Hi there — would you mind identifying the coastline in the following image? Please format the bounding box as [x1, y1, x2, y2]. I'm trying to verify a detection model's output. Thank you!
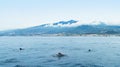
[0, 34, 120, 37]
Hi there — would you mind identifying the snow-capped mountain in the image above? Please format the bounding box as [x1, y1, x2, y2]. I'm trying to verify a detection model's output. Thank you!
[0, 20, 120, 36]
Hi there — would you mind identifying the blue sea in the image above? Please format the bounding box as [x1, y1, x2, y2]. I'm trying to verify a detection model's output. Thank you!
[0, 36, 120, 67]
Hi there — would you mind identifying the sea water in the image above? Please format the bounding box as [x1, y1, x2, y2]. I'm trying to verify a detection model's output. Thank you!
[0, 36, 120, 67]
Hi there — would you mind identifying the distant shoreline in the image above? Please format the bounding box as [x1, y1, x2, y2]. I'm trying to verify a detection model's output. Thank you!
[0, 34, 120, 37]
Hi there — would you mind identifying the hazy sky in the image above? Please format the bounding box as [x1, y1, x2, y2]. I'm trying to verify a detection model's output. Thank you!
[0, 0, 120, 30]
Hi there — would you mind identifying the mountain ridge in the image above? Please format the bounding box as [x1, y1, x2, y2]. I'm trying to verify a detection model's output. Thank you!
[0, 20, 120, 36]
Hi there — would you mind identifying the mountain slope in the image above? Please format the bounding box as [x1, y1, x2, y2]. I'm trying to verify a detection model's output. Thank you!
[0, 20, 120, 36]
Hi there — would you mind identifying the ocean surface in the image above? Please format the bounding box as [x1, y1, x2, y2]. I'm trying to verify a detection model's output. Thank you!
[0, 36, 120, 67]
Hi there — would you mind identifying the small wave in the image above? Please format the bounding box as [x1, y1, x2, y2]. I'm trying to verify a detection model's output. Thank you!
[86, 64, 104, 67]
[2, 58, 19, 63]
[70, 48, 82, 50]
[43, 59, 56, 63]
[37, 56, 46, 58]
[72, 63, 104, 67]
[14, 65, 43, 67]
[58, 62, 71, 66]
[14, 65, 25, 67]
